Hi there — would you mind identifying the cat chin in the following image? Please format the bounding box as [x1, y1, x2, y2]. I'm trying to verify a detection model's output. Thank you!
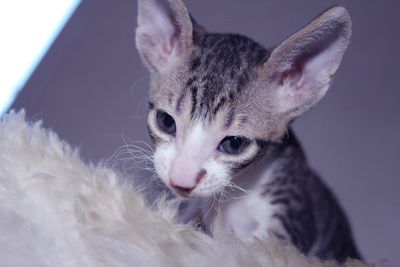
[170, 191, 198, 200]
[193, 189, 224, 199]
[168, 186, 220, 199]
[170, 190, 211, 199]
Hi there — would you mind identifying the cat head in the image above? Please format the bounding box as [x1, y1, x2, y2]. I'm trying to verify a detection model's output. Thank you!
[136, 0, 351, 198]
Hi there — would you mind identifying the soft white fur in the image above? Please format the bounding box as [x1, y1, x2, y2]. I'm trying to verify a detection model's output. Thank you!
[0, 110, 373, 267]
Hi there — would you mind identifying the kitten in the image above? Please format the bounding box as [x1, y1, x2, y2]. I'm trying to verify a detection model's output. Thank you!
[136, 0, 360, 262]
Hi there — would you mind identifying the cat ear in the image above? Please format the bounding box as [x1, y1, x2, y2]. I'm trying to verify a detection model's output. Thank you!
[136, 0, 196, 73]
[264, 7, 351, 122]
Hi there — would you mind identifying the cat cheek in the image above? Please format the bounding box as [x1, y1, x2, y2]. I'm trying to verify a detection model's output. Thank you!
[153, 144, 176, 185]
[195, 160, 231, 196]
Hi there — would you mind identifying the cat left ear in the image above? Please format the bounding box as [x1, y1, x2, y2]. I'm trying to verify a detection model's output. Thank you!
[264, 6, 352, 122]
[136, 0, 195, 74]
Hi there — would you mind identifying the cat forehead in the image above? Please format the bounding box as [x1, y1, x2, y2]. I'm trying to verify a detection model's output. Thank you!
[151, 33, 272, 117]
[192, 33, 270, 76]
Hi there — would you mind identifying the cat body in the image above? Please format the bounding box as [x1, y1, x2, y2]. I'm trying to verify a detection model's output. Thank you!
[136, 0, 360, 262]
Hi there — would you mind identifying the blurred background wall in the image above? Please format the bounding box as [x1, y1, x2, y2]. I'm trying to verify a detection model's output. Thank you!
[8, 0, 400, 264]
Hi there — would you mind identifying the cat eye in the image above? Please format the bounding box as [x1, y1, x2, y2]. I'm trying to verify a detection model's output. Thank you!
[156, 110, 176, 136]
[218, 136, 251, 155]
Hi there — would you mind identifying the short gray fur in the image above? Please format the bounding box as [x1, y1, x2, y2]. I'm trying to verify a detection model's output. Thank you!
[256, 131, 360, 261]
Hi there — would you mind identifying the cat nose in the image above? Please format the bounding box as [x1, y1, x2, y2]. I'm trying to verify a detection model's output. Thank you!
[170, 181, 195, 197]
[169, 169, 207, 197]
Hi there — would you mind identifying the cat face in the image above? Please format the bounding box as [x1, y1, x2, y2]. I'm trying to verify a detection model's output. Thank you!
[147, 111, 263, 197]
[145, 34, 277, 197]
[136, 0, 351, 198]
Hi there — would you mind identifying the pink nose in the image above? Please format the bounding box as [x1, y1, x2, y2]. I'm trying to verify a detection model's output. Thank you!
[169, 169, 207, 197]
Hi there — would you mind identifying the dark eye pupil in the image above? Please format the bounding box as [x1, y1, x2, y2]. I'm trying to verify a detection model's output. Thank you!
[230, 137, 242, 150]
[156, 110, 176, 136]
[163, 114, 174, 128]
[218, 136, 250, 155]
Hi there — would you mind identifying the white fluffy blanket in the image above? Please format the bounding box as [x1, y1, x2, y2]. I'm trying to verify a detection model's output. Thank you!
[0, 110, 377, 267]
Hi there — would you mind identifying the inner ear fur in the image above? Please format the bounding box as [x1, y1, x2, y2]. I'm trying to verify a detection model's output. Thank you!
[136, 0, 198, 73]
[263, 6, 352, 122]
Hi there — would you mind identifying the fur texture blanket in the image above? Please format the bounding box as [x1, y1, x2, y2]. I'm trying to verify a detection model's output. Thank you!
[0, 110, 380, 267]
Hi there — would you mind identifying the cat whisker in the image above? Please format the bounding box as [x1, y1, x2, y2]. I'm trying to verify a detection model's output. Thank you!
[225, 181, 251, 195]
[106, 135, 156, 177]
[203, 196, 215, 221]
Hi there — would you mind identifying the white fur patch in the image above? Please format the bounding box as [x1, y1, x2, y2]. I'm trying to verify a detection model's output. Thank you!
[153, 142, 176, 185]
[223, 191, 287, 242]
[195, 159, 230, 196]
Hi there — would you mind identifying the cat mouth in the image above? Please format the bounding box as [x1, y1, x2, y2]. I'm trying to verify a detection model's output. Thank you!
[169, 180, 197, 198]
[173, 190, 191, 199]
[171, 187, 193, 198]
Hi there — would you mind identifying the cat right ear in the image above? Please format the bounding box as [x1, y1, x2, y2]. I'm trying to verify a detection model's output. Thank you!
[263, 6, 352, 124]
[136, 0, 195, 74]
